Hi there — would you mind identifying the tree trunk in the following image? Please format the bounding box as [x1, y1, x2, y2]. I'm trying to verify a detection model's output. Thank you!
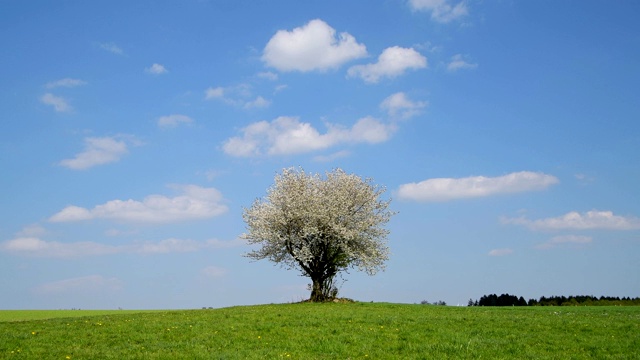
[308, 275, 337, 302]
[309, 278, 325, 302]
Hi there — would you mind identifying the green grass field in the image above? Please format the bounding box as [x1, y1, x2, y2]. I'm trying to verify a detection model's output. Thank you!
[1, 303, 638, 359]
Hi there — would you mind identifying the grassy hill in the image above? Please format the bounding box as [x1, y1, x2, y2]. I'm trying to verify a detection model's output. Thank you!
[1, 302, 638, 359]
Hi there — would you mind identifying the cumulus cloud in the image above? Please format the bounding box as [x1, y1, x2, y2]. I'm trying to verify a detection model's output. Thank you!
[45, 78, 87, 89]
[397, 171, 559, 202]
[536, 235, 593, 250]
[262, 19, 367, 72]
[59, 136, 137, 170]
[157, 114, 193, 128]
[502, 210, 640, 231]
[41, 93, 72, 112]
[380, 92, 427, 119]
[145, 63, 168, 74]
[222, 116, 394, 157]
[49, 184, 228, 223]
[447, 54, 478, 71]
[408, 0, 469, 23]
[348, 46, 427, 83]
[1, 236, 243, 258]
[488, 248, 513, 256]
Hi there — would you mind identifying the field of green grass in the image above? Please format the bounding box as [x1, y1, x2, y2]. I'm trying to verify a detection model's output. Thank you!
[1, 303, 638, 359]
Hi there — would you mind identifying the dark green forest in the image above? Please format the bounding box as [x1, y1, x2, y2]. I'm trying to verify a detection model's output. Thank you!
[468, 294, 640, 307]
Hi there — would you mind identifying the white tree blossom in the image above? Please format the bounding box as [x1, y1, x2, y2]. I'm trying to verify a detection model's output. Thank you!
[243, 168, 394, 301]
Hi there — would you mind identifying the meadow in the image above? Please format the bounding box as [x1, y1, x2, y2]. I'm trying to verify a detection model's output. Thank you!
[1, 303, 638, 359]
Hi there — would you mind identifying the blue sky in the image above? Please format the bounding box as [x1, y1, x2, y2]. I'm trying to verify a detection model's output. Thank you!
[1, 0, 639, 309]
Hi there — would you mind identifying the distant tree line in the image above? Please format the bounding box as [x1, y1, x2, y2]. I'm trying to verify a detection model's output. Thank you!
[468, 294, 640, 307]
[420, 300, 447, 306]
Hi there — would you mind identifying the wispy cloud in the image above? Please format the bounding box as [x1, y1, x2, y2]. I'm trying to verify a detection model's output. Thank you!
[1, 236, 244, 258]
[145, 63, 168, 75]
[205, 84, 270, 109]
[45, 78, 87, 89]
[99, 42, 124, 55]
[244, 96, 271, 109]
[408, 0, 469, 23]
[380, 92, 427, 119]
[447, 54, 478, 72]
[257, 71, 278, 81]
[2, 237, 121, 257]
[348, 46, 427, 83]
[205, 86, 225, 100]
[223, 116, 394, 157]
[59, 136, 139, 170]
[262, 19, 367, 72]
[502, 210, 640, 231]
[157, 114, 193, 129]
[49, 184, 228, 223]
[536, 235, 592, 250]
[488, 248, 513, 256]
[398, 171, 559, 202]
[41, 93, 72, 112]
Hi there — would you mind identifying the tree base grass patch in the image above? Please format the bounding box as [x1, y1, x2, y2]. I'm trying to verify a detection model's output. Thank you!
[1, 303, 638, 359]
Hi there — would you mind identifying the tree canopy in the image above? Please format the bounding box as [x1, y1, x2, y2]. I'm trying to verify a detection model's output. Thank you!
[242, 168, 394, 302]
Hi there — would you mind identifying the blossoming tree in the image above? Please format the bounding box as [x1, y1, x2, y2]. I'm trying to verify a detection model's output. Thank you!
[242, 167, 394, 302]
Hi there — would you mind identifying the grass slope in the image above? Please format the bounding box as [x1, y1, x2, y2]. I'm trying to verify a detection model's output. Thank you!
[0, 310, 165, 323]
[1, 303, 638, 359]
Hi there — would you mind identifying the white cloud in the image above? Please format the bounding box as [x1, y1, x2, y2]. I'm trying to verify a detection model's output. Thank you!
[41, 93, 72, 112]
[49, 206, 93, 222]
[17, 224, 46, 237]
[244, 96, 271, 109]
[45, 78, 87, 89]
[59, 136, 134, 170]
[205, 86, 225, 99]
[397, 171, 559, 202]
[157, 114, 193, 128]
[1, 236, 243, 258]
[503, 210, 640, 231]
[1, 237, 122, 257]
[408, 0, 469, 23]
[49, 184, 228, 223]
[447, 54, 478, 71]
[222, 116, 394, 157]
[205, 84, 269, 109]
[380, 92, 428, 119]
[262, 19, 367, 72]
[488, 248, 513, 256]
[348, 46, 427, 83]
[136, 238, 222, 254]
[99, 42, 124, 55]
[536, 235, 593, 250]
[145, 63, 168, 75]
[33, 275, 123, 295]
